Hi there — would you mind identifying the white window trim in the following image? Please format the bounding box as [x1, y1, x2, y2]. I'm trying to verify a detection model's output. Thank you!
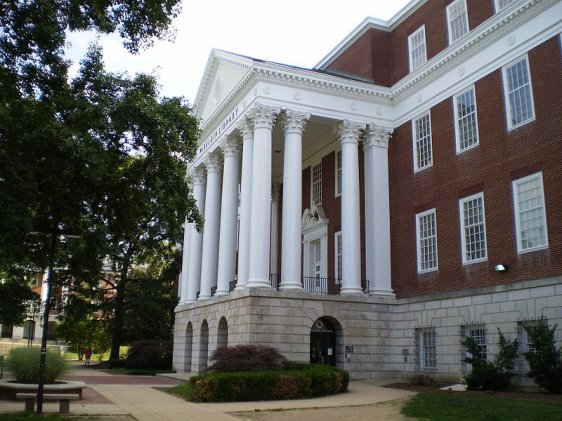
[334, 231, 342, 281]
[446, 0, 469, 45]
[453, 86, 479, 154]
[412, 111, 433, 172]
[335, 149, 342, 198]
[494, 0, 517, 13]
[459, 192, 488, 265]
[311, 161, 322, 206]
[419, 328, 437, 370]
[512, 172, 549, 253]
[502, 55, 536, 131]
[408, 25, 427, 72]
[416, 208, 438, 273]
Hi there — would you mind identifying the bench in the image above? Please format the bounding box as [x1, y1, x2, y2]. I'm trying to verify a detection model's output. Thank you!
[16, 392, 80, 414]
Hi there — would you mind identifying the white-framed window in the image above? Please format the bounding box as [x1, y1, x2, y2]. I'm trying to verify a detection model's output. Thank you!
[463, 325, 487, 363]
[459, 193, 487, 264]
[495, 0, 517, 12]
[513, 172, 548, 253]
[447, 0, 469, 44]
[517, 321, 540, 373]
[335, 231, 342, 281]
[312, 162, 322, 205]
[416, 209, 438, 273]
[412, 111, 433, 171]
[409, 26, 427, 72]
[335, 150, 342, 197]
[502, 55, 535, 130]
[453, 86, 479, 153]
[418, 328, 437, 369]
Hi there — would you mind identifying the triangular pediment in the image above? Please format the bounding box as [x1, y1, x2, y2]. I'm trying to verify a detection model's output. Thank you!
[194, 49, 254, 125]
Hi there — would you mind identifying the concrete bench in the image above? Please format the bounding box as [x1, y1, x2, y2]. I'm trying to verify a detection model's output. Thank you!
[16, 392, 80, 413]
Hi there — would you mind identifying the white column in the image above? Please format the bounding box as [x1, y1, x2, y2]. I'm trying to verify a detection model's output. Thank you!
[270, 182, 280, 285]
[364, 124, 394, 296]
[185, 169, 206, 303]
[215, 136, 241, 296]
[280, 110, 309, 290]
[178, 219, 192, 303]
[246, 104, 279, 288]
[236, 119, 254, 290]
[198, 153, 223, 300]
[339, 120, 364, 295]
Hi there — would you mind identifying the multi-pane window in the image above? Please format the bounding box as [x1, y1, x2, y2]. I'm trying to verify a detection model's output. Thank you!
[460, 193, 487, 263]
[335, 231, 342, 281]
[335, 150, 342, 197]
[495, 0, 517, 12]
[416, 209, 438, 273]
[454, 87, 479, 152]
[447, 0, 469, 44]
[409, 26, 427, 72]
[503, 56, 535, 129]
[412, 112, 433, 171]
[419, 329, 437, 369]
[517, 321, 539, 373]
[312, 162, 322, 205]
[466, 326, 487, 359]
[513, 172, 548, 252]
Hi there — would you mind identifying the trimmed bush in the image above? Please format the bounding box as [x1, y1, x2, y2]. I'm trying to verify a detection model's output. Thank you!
[5, 347, 69, 384]
[207, 344, 290, 372]
[192, 364, 349, 402]
[524, 318, 562, 394]
[124, 340, 172, 370]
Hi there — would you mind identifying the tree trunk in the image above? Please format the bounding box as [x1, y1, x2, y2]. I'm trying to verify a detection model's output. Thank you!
[109, 255, 130, 361]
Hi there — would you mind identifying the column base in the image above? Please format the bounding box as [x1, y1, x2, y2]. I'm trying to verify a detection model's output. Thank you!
[234, 283, 246, 291]
[197, 294, 211, 301]
[213, 290, 229, 297]
[279, 282, 304, 291]
[339, 286, 365, 295]
[368, 288, 395, 297]
[245, 278, 273, 289]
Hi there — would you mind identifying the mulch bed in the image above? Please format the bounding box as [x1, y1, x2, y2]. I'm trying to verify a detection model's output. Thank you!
[384, 383, 562, 403]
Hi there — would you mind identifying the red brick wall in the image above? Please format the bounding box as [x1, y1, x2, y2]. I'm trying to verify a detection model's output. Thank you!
[389, 36, 562, 298]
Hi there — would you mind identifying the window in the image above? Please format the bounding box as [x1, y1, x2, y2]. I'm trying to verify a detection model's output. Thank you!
[418, 328, 437, 369]
[495, 0, 517, 12]
[416, 209, 438, 273]
[503, 56, 535, 129]
[463, 326, 487, 367]
[412, 112, 433, 171]
[459, 193, 487, 263]
[1, 324, 13, 338]
[335, 150, 342, 197]
[312, 162, 322, 205]
[335, 231, 342, 281]
[447, 0, 469, 44]
[517, 321, 540, 373]
[409, 26, 427, 72]
[513, 172, 548, 252]
[453, 86, 479, 152]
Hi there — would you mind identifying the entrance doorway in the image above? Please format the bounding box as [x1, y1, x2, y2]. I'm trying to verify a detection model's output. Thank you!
[310, 318, 336, 366]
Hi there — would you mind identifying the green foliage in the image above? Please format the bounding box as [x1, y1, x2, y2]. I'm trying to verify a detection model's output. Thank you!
[207, 345, 291, 373]
[409, 374, 436, 386]
[191, 364, 349, 402]
[0, 414, 65, 421]
[0, 269, 40, 326]
[5, 347, 69, 384]
[462, 329, 518, 391]
[401, 392, 562, 421]
[124, 340, 172, 370]
[55, 319, 111, 358]
[524, 318, 562, 394]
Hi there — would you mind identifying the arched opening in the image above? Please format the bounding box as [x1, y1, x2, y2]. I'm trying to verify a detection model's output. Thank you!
[310, 317, 337, 366]
[184, 322, 193, 372]
[217, 317, 228, 349]
[199, 320, 209, 372]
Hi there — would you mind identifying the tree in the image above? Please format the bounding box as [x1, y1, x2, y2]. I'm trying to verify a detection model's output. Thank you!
[524, 318, 562, 393]
[56, 319, 111, 359]
[0, 269, 40, 327]
[1, 1, 200, 356]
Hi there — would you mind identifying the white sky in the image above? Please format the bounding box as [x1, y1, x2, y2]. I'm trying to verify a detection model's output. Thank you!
[65, 0, 412, 105]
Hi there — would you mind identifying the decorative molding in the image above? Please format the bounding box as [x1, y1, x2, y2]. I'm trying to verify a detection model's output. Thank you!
[247, 103, 280, 130]
[363, 124, 393, 149]
[338, 120, 365, 145]
[204, 152, 223, 173]
[220, 136, 241, 157]
[237, 118, 254, 141]
[189, 167, 206, 186]
[281, 109, 310, 134]
[301, 203, 329, 234]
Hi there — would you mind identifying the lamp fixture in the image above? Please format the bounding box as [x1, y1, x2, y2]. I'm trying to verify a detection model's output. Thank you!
[494, 263, 508, 272]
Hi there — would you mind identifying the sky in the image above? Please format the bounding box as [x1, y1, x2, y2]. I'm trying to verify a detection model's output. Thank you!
[65, 0, 412, 105]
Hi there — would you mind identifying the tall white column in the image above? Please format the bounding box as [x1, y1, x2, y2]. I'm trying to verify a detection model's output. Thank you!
[270, 182, 280, 284]
[178, 219, 192, 303]
[364, 124, 394, 296]
[198, 153, 223, 300]
[246, 104, 279, 288]
[339, 120, 364, 295]
[185, 169, 206, 303]
[215, 136, 241, 296]
[280, 110, 309, 290]
[236, 119, 254, 290]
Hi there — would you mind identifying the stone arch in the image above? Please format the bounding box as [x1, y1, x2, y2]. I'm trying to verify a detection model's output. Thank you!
[217, 317, 228, 349]
[310, 316, 343, 366]
[184, 322, 193, 372]
[199, 320, 209, 372]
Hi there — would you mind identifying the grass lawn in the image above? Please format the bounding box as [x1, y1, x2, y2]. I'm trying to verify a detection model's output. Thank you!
[401, 391, 562, 421]
[166, 381, 195, 400]
[0, 414, 66, 421]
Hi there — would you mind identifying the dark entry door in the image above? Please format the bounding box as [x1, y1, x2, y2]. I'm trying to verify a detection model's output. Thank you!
[310, 318, 336, 366]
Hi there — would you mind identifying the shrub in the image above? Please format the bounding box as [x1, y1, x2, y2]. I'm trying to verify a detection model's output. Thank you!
[124, 340, 172, 370]
[5, 347, 69, 384]
[462, 329, 518, 391]
[206, 344, 290, 372]
[408, 374, 435, 386]
[524, 318, 562, 394]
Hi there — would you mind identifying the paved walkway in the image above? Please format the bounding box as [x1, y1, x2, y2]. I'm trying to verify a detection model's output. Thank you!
[0, 362, 415, 420]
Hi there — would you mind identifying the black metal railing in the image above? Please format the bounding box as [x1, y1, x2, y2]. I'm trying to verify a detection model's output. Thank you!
[302, 277, 341, 295]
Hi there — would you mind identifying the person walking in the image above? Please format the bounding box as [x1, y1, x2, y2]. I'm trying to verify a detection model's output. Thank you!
[84, 346, 92, 366]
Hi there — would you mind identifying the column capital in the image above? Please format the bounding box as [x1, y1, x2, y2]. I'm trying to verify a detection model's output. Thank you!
[220, 136, 241, 158]
[248, 103, 280, 130]
[204, 152, 223, 173]
[189, 166, 206, 186]
[237, 117, 254, 140]
[338, 120, 365, 145]
[282, 110, 310, 135]
[364, 124, 393, 149]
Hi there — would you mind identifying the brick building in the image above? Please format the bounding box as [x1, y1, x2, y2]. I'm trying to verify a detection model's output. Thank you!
[173, 0, 562, 383]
